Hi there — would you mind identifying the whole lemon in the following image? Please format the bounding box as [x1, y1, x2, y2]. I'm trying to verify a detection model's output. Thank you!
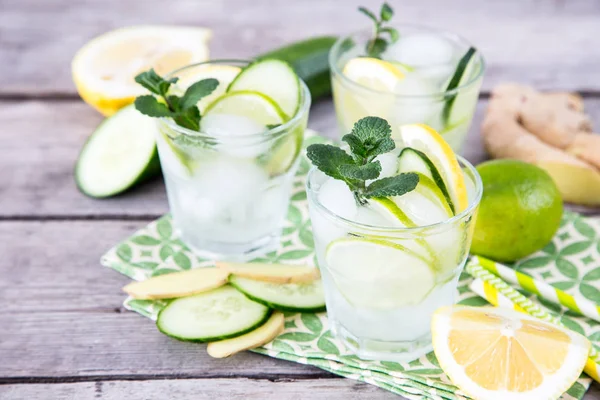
[471, 159, 563, 262]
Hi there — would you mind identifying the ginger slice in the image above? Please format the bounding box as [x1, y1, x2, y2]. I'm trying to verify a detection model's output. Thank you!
[482, 83, 600, 205]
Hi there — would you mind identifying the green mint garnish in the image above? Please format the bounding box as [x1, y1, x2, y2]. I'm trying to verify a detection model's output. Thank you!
[358, 2, 399, 58]
[134, 69, 219, 131]
[307, 116, 418, 205]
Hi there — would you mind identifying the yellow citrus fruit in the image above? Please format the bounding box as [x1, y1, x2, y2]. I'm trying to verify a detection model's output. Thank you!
[432, 306, 590, 400]
[396, 123, 468, 212]
[334, 57, 404, 133]
[72, 26, 211, 116]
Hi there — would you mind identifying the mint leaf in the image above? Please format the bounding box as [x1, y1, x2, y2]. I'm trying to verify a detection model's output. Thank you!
[180, 78, 219, 110]
[360, 3, 398, 58]
[339, 162, 381, 181]
[306, 144, 354, 181]
[134, 95, 173, 117]
[348, 116, 395, 160]
[380, 3, 393, 21]
[173, 106, 201, 131]
[133, 69, 219, 131]
[365, 173, 419, 198]
[358, 6, 377, 22]
[135, 69, 177, 96]
[381, 27, 399, 43]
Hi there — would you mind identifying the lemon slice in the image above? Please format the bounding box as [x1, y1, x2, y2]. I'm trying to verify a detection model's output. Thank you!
[335, 57, 405, 132]
[432, 306, 590, 400]
[343, 57, 405, 92]
[72, 26, 211, 116]
[172, 64, 241, 113]
[325, 237, 435, 309]
[397, 124, 468, 212]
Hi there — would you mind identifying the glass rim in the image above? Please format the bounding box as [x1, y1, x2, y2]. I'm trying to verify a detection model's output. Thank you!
[329, 24, 486, 99]
[306, 154, 483, 235]
[161, 59, 311, 141]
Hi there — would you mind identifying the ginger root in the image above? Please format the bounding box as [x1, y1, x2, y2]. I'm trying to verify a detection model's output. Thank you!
[482, 83, 600, 206]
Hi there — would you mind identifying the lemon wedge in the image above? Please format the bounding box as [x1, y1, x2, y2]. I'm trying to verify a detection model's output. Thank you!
[432, 306, 590, 400]
[72, 26, 211, 115]
[397, 124, 468, 212]
[335, 57, 404, 132]
[342, 57, 405, 92]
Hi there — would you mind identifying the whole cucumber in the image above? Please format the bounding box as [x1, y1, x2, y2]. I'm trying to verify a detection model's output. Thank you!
[257, 36, 338, 101]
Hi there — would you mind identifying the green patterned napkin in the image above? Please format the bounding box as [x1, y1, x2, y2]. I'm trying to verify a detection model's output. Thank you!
[101, 138, 596, 400]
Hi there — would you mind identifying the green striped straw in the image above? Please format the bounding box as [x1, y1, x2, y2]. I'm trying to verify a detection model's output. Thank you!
[473, 255, 600, 323]
[465, 258, 600, 382]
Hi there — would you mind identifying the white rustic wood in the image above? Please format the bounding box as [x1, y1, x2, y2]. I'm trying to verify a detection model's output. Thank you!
[2, 0, 600, 398]
[2, 98, 600, 217]
[1, 0, 600, 95]
[0, 378, 402, 400]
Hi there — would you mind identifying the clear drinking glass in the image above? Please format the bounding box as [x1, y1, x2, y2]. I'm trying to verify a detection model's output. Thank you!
[156, 60, 311, 260]
[329, 25, 485, 152]
[306, 156, 482, 362]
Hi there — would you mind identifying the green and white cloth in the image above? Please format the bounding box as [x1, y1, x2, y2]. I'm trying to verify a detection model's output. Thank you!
[101, 147, 598, 399]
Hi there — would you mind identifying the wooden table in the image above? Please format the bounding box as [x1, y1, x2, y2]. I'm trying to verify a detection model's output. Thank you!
[2, 0, 600, 398]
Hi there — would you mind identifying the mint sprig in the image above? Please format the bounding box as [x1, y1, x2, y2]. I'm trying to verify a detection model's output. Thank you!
[134, 69, 218, 131]
[359, 3, 399, 58]
[307, 116, 418, 204]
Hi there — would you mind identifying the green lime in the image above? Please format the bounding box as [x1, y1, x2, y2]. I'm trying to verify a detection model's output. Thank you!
[471, 160, 563, 262]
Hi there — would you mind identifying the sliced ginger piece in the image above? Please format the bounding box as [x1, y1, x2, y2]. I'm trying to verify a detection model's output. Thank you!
[216, 262, 320, 284]
[123, 267, 229, 299]
[207, 311, 284, 358]
[482, 83, 600, 205]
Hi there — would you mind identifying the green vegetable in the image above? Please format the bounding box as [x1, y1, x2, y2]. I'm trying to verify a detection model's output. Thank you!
[306, 116, 419, 204]
[257, 36, 338, 100]
[133, 69, 218, 130]
[358, 2, 399, 58]
[75, 105, 161, 198]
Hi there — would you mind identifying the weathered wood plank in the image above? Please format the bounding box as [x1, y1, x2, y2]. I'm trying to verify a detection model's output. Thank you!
[0, 378, 598, 400]
[0, 220, 326, 378]
[0, 378, 402, 400]
[1, 0, 600, 95]
[3, 97, 600, 217]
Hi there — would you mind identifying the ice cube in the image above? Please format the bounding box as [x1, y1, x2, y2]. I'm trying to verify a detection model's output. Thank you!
[387, 33, 455, 67]
[192, 156, 269, 217]
[393, 73, 443, 126]
[200, 113, 269, 158]
[376, 150, 400, 178]
[393, 190, 448, 226]
[318, 178, 358, 220]
[355, 205, 397, 227]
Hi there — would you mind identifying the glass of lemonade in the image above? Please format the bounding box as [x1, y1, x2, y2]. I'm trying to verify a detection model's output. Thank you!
[306, 138, 482, 362]
[330, 25, 485, 152]
[156, 60, 311, 260]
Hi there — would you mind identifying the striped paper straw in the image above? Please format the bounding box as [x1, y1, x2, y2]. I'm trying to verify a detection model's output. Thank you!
[474, 255, 600, 323]
[466, 260, 600, 383]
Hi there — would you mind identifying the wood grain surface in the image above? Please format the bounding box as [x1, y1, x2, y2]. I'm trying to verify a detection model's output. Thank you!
[2, 0, 600, 398]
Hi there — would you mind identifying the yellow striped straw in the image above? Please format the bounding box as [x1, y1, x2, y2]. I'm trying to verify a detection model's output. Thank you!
[466, 259, 600, 383]
[474, 255, 600, 323]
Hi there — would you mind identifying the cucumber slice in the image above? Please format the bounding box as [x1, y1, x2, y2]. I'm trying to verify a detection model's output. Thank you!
[203, 90, 287, 127]
[229, 276, 326, 312]
[397, 147, 455, 213]
[442, 47, 479, 126]
[325, 237, 435, 308]
[263, 125, 303, 176]
[156, 285, 271, 342]
[75, 105, 161, 198]
[227, 59, 301, 117]
[391, 172, 454, 226]
[257, 36, 337, 101]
